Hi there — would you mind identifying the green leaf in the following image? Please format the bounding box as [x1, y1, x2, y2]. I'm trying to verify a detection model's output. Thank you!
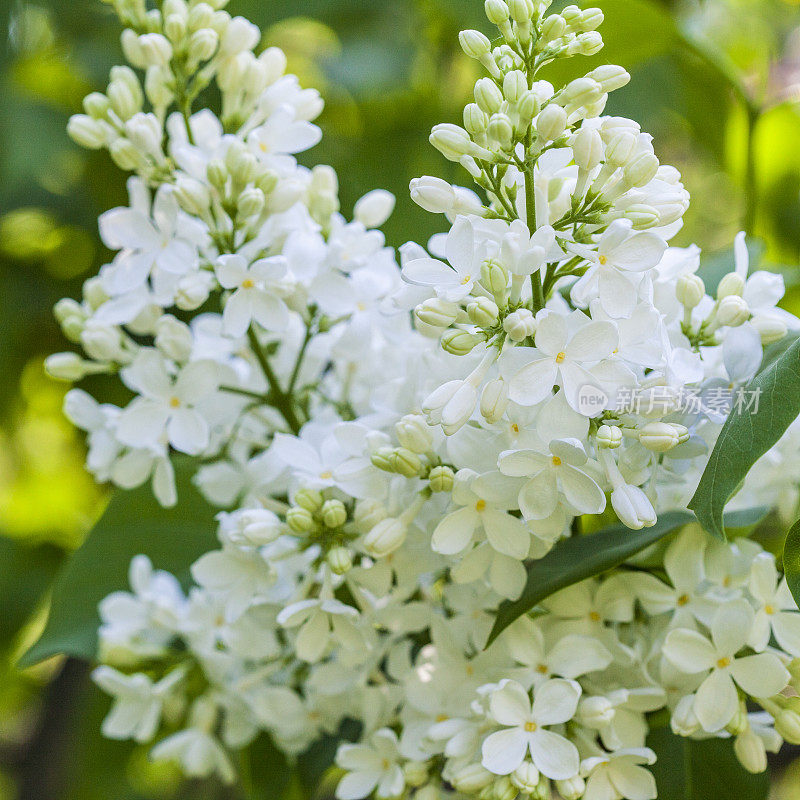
[783, 516, 800, 608]
[647, 726, 769, 800]
[19, 460, 218, 667]
[688, 334, 800, 539]
[485, 510, 694, 648]
[0, 536, 64, 645]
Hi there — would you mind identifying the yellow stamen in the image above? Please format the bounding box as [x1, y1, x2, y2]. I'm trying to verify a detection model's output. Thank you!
[765, 604, 775, 615]
[476, 499, 487, 512]
[511, 423, 520, 434]
[555, 352, 566, 364]
[524, 721, 537, 732]
[716, 657, 731, 669]
[536, 664, 548, 674]
[551, 456, 562, 467]
[319, 471, 333, 480]
[677, 594, 689, 606]
[461, 274, 472, 285]
[169, 396, 181, 408]
[242, 278, 255, 289]
[589, 611, 601, 622]
[598, 255, 608, 265]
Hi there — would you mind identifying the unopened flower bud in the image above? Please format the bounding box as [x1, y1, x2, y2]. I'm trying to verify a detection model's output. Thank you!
[153, 315, 191, 362]
[403, 761, 429, 788]
[371, 447, 396, 472]
[540, 14, 566, 42]
[487, 112, 514, 149]
[481, 379, 509, 424]
[508, 0, 534, 24]
[441, 329, 483, 356]
[410, 176, 456, 214]
[390, 448, 423, 478]
[510, 762, 540, 793]
[536, 104, 567, 142]
[624, 152, 659, 188]
[364, 517, 407, 557]
[503, 308, 536, 341]
[578, 696, 615, 727]
[174, 177, 211, 216]
[464, 104, 488, 137]
[459, 29, 492, 59]
[327, 546, 353, 575]
[626, 204, 660, 228]
[638, 422, 686, 452]
[430, 124, 477, 162]
[561, 77, 602, 108]
[775, 708, 800, 745]
[611, 484, 657, 529]
[503, 70, 527, 105]
[294, 488, 324, 512]
[485, 0, 510, 25]
[237, 186, 265, 218]
[321, 499, 347, 528]
[726, 701, 749, 736]
[286, 506, 315, 533]
[467, 296, 500, 327]
[734, 729, 767, 774]
[492, 776, 517, 800]
[676, 273, 705, 309]
[596, 424, 622, 449]
[751, 315, 787, 345]
[555, 776, 585, 800]
[568, 31, 603, 56]
[572, 126, 603, 171]
[717, 271, 745, 299]
[716, 295, 750, 327]
[138, 33, 173, 66]
[589, 64, 629, 93]
[176, 271, 213, 310]
[481, 259, 509, 301]
[354, 189, 395, 228]
[475, 78, 504, 114]
[354, 499, 387, 533]
[188, 28, 219, 62]
[67, 115, 106, 149]
[452, 764, 494, 794]
[45, 352, 95, 381]
[396, 414, 433, 453]
[429, 465, 455, 493]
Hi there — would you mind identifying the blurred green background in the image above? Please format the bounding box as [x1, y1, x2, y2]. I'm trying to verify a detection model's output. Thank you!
[2, 0, 800, 797]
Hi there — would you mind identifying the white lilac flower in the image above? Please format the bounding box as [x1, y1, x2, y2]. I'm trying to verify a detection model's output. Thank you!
[481, 678, 581, 779]
[335, 728, 405, 800]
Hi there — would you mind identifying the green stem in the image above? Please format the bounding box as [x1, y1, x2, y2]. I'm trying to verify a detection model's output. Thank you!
[246, 327, 302, 435]
[218, 385, 270, 402]
[744, 104, 760, 235]
[287, 319, 314, 396]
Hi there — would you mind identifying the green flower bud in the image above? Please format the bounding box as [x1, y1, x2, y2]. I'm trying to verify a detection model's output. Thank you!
[676, 274, 705, 309]
[484, 0, 510, 25]
[294, 488, 324, 512]
[327, 546, 353, 575]
[480, 378, 509, 424]
[481, 258, 509, 301]
[441, 329, 483, 356]
[467, 296, 500, 327]
[459, 29, 492, 59]
[429, 465, 455, 493]
[464, 103, 489, 136]
[623, 152, 659, 188]
[371, 447, 396, 472]
[416, 298, 460, 329]
[487, 112, 514, 149]
[475, 78, 504, 114]
[536, 104, 567, 142]
[596, 424, 622, 449]
[752, 315, 788, 346]
[390, 447, 423, 478]
[321, 499, 347, 528]
[717, 272, 745, 299]
[716, 295, 750, 328]
[286, 506, 315, 533]
[395, 414, 434, 453]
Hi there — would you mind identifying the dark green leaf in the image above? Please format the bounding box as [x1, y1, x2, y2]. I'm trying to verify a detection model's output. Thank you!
[688, 335, 800, 539]
[485, 510, 694, 648]
[19, 460, 218, 667]
[647, 726, 769, 800]
[783, 516, 800, 608]
[0, 536, 64, 645]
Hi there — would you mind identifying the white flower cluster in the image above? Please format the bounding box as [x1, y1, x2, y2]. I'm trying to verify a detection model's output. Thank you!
[49, 0, 800, 797]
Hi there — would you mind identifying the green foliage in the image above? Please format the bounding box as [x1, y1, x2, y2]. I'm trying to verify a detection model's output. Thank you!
[688, 335, 800, 539]
[647, 726, 769, 800]
[20, 461, 218, 667]
[485, 510, 695, 647]
[783, 516, 800, 608]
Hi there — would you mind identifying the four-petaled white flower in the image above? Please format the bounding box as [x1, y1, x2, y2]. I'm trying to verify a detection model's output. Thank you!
[335, 728, 405, 800]
[216, 254, 290, 337]
[663, 599, 789, 732]
[481, 678, 582, 779]
[580, 748, 657, 800]
[277, 596, 361, 663]
[507, 311, 618, 412]
[498, 438, 606, 520]
[117, 350, 220, 454]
